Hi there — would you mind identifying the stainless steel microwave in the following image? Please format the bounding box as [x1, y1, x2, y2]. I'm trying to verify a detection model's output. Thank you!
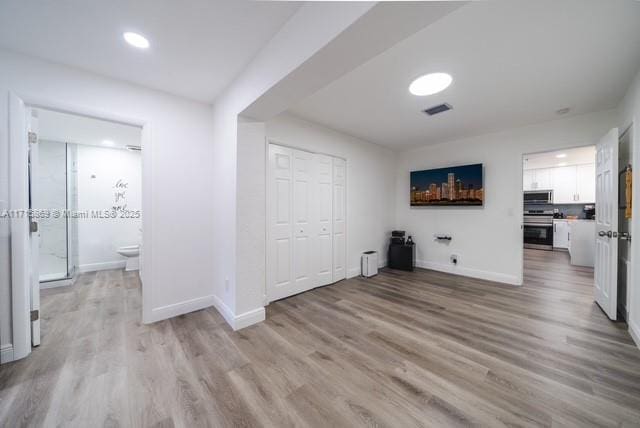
[523, 190, 553, 205]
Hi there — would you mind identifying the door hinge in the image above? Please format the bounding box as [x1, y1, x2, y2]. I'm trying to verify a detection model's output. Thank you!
[28, 131, 38, 144]
[30, 310, 39, 321]
[30, 221, 38, 233]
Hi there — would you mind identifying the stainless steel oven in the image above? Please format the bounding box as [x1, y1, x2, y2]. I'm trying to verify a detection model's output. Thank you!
[523, 211, 554, 250]
[524, 190, 553, 205]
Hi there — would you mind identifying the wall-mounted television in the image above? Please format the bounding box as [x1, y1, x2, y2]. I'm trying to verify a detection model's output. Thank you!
[410, 163, 484, 206]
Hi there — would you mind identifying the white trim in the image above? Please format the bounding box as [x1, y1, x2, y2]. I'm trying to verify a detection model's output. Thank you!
[347, 258, 387, 279]
[40, 277, 76, 289]
[148, 295, 215, 324]
[78, 260, 126, 273]
[347, 267, 360, 278]
[629, 321, 640, 350]
[416, 259, 522, 286]
[8, 92, 31, 361]
[211, 294, 265, 331]
[234, 307, 266, 330]
[1, 344, 15, 364]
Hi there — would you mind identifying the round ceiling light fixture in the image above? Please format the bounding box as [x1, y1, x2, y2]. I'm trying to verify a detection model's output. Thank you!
[123, 32, 150, 49]
[409, 73, 452, 96]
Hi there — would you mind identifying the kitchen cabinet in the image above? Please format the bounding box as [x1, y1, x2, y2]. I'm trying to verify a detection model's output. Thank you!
[576, 163, 596, 203]
[552, 166, 578, 203]
[524, 163, 596, 204]
[523, 168, 552, 191]
[553, 220, 570, 249]
[568, 220, 595, 267]
[523, 170, 534, 191]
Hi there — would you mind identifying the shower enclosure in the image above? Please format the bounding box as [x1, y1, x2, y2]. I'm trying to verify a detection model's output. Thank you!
[36, 140, 79, 283]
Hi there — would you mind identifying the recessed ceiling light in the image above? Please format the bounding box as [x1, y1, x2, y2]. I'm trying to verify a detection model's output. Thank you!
[556, 153, 567, 158]
[557, 162, 568, 167]
[123, 32, 150, 49]
[409, 73, 452, 96]
[102, 139, 115, 147]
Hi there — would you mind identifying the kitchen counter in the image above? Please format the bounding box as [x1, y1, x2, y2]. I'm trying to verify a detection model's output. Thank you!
[568, 220, 595, 267]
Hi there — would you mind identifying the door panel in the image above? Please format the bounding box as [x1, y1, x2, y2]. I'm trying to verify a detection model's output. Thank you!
[314, 154, 333, 286]
[594, 128, 618, 320]
[333, 158, 346, 282]
[292, 149, 313, 292]
[267, 145, 294, 301]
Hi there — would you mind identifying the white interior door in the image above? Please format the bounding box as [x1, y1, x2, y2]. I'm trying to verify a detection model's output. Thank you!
[313, 153, 334, 287]
[332, 157, 346, 282]
[594, 128, 619, 320]
[267, 145, 295, 302]
[27, 108, 41, 346]
[292, 149, 314, 294]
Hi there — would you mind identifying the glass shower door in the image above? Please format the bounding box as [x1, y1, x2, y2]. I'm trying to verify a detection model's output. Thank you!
[36, 140, 68, 281]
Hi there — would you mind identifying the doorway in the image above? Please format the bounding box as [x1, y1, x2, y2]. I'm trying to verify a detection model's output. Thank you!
[7, 93, 146, 362]
[522, 145, 597, 301]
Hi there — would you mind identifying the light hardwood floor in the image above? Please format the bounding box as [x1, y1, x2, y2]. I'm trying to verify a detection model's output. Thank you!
[1, 249, 640, 427]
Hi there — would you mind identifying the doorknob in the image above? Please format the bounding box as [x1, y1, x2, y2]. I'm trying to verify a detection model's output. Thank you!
[598, 231, 607, 237]
[607, 231, 613, 238]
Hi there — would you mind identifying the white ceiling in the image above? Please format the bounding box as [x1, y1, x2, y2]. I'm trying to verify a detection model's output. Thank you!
[37, 108, 142, 150]
[523, 146, 595, 170]
[289, 0, 640, 150]
[0, 0, 301, 103]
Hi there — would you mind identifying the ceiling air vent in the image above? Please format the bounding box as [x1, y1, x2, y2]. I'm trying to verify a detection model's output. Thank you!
[423, 103, 452, 116]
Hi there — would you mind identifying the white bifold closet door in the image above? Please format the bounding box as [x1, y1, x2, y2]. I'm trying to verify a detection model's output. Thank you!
[267, 144, 346, 302]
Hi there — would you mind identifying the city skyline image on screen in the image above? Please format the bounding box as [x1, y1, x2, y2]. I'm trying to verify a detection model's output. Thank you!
[410, 163, 484, 206]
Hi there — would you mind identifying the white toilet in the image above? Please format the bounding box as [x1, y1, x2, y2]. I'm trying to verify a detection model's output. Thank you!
[117, 245, 140, 271]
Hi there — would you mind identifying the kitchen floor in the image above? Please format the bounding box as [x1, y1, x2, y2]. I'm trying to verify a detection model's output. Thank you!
[524, 248, 594, 295]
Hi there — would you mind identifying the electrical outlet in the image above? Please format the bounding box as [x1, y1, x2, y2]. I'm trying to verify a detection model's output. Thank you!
[450, 254, 458, 265]
[225, 276, 229, 291]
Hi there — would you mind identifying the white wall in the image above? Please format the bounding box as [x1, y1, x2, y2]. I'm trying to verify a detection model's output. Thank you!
[618, 67, 640, 347]
[77, 144, 141, 272]
[0, 49, 216, 354]
[395, 109, 618, 285]
[209, 3, 377, 329]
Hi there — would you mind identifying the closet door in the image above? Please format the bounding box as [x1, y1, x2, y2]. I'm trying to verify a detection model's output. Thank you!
[267, 145, 294, 302]
[292, 149, 314, 293]
[332, 157, 346, 282]
[314, 153, 334, 286]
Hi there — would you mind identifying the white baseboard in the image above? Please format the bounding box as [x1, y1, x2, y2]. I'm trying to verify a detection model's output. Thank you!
[416, 259, 522, 286]
[629, 321, 640, 350]
[347, 259, 388, 279]
[79, 260, 126, 273]
[147, 294, 216, 324]
[211, 294, 265, 331]
[1, 344, 14, 364]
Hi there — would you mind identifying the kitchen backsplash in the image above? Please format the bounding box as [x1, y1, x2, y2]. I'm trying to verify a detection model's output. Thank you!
[524, 203, 591, 218]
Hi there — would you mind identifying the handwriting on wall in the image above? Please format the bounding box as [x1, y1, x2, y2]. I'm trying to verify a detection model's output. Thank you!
[113, 179, 129, 212]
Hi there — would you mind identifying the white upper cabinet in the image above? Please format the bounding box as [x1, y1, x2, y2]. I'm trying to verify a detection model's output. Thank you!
[524, 163, 596, 204]
[552, 166, 578, 203]
[523, 168, 552, 190]
[535, 168, 553, 190]
[576, 163, 596, 203]
[523, 169, 534, 191]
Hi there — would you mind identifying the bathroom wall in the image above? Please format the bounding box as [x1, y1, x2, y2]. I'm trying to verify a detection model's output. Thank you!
[77, 144, 141, 272]
[36, 140, 68, 280]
